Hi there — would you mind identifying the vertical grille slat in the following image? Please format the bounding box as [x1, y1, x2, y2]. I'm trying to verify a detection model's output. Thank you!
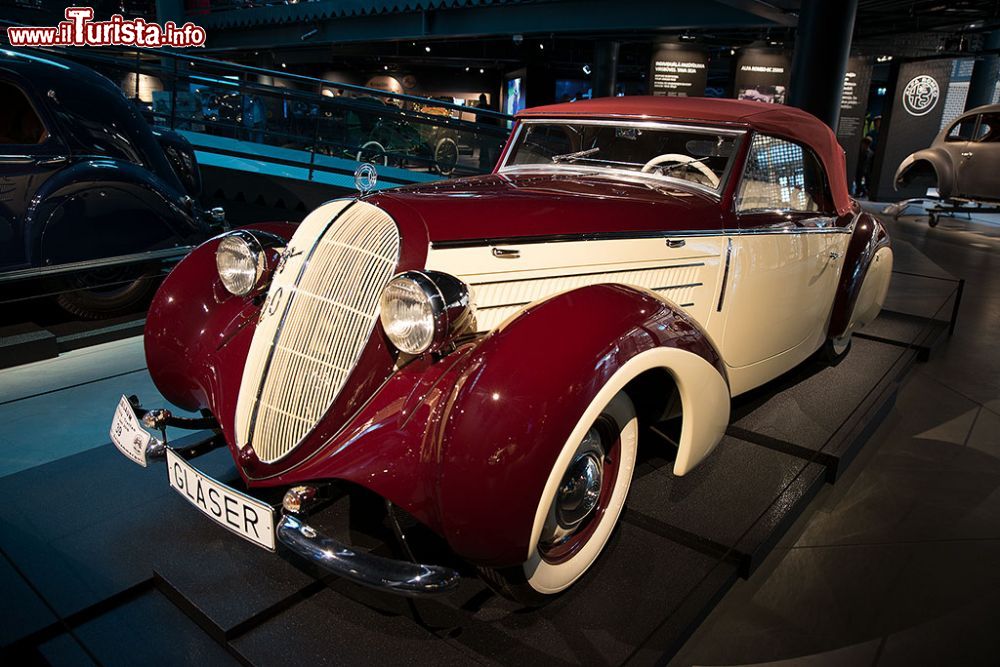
[238, 203, 400, 464]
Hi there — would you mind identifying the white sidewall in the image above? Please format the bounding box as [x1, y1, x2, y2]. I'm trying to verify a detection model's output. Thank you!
[523, 391, 637, 594]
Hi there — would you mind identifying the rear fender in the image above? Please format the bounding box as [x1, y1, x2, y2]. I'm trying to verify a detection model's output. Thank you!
[435, 283, 730, 565]
[828, 212, 891, 339]
[894, 149, 953, 199]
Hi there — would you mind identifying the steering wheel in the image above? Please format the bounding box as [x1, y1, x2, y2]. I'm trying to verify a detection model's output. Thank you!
[640, 153, 720, 188]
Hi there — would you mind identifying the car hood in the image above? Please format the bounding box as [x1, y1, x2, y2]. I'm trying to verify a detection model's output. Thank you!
[370, 171, 724, 244]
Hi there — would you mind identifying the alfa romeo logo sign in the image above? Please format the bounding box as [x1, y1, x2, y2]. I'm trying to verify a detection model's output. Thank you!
[901, 75, 940, 117]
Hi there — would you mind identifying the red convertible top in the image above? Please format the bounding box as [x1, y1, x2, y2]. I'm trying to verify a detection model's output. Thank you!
[517, 97, 852, 216]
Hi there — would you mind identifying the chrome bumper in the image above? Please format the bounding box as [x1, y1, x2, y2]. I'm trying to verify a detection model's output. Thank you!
[118, 397, 461, 597]
[277, 514, 461, 596]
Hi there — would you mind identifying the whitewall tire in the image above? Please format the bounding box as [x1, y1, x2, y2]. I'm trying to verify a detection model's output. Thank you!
[479, 390, 638, 605]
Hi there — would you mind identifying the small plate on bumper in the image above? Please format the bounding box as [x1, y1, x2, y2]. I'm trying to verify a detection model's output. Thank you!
[166, 449, 276, 551]
[110, 395, 153, 467]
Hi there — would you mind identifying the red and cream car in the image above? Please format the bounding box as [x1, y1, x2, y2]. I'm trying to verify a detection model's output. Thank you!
[110, 97, 892, 604]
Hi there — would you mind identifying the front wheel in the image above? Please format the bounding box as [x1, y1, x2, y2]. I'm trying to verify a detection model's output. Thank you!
[479, 391, 638, 606]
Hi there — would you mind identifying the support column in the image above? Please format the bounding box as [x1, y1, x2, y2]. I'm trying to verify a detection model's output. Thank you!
[965, 30, 1000, 111]
[788, 0, 859, 129]
[592, 41, 620, 99]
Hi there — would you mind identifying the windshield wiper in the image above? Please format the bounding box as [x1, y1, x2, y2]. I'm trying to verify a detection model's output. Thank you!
[551, 147, 600, 163]
[659, 155, 713, 174]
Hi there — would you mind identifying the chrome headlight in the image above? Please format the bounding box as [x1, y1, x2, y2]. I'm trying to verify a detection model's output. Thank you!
[379, 270, 473, 355]
[215, 231, 265, 296]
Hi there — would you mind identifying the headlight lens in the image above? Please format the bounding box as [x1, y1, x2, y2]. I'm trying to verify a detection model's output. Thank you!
[380, 275, 437, 354]
[379, 271, 473, 355]
[216, 233, 264, 296]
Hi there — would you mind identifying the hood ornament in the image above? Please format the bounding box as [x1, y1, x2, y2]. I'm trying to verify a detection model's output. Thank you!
[354, 163, 378, 197]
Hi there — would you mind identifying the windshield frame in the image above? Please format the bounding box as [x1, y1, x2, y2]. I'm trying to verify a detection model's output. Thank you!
[498, 118, 748, 197]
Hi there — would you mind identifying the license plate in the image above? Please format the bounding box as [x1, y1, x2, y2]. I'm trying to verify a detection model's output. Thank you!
[165, 448, 276, 551]
[110, 395, 152, 467]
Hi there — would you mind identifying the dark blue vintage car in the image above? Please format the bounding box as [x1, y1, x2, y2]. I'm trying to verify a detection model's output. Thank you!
[0, 48, 221, 317]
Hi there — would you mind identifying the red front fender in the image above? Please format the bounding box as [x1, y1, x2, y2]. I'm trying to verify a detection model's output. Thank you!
[144, 222, 297, 437]
[250, 284, 728, 568]
[435, 284, 727, 566]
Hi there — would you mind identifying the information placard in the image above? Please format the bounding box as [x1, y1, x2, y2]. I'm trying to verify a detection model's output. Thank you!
[649, 44, 708, 97]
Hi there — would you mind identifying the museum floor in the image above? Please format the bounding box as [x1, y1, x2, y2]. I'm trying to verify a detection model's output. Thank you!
[0, 205, 996, 665]
[671, 206, 1000, 666]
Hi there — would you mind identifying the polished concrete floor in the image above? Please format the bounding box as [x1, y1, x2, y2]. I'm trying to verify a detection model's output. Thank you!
[1, 205, 996, 665]
[670, 206, 1000, 666]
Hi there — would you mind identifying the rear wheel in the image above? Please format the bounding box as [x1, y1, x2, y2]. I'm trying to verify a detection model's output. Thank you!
[432, 136, 459, 176]
[56, 266, 157, 319]
[479, 391, 638, 606]
[356, 140, 389, 166]
[821, 333, 852, 366]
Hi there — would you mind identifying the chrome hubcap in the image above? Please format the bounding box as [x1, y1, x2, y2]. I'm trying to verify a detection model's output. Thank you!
[555, 450, 603, 529]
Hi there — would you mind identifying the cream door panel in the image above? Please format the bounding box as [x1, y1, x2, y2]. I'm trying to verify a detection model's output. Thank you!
[427, 236, 724, 333]
[720, 231, 849, 369]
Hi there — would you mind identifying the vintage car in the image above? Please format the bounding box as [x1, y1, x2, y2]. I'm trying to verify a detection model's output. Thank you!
[111, 97, 892, 604]
[0, 49, 221, 317]
[895, 104, 1000, 219]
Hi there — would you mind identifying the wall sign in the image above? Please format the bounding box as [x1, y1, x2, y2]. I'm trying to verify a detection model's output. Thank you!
[901, 75, 941, 117]
[733, 48, 790, 104]
[836, 56, 873, 192]
[649, 44, 707, 97]
[870, 59, 953, 201]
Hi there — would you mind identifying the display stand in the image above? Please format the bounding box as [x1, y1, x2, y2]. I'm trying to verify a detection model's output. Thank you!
[0, 261, 961, 666]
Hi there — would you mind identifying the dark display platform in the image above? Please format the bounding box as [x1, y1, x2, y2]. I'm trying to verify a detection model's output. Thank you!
[0, 269, 956, 665]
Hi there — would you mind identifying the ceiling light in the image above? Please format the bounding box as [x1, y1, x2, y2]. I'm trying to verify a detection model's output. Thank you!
[281, 62, 287, 68]
[479, 68, 484, 73]
[425, 46, 431, 53]
[582, 64, 592, 75]
[539, 43, 544, 50]
[465, 66, 470, 71]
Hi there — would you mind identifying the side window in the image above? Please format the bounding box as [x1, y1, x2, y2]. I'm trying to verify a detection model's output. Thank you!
[973, 114, 999, 142]
[0, 81, 47, 145]
[946, 118, 975, 142]
[736, 134, 832, 213]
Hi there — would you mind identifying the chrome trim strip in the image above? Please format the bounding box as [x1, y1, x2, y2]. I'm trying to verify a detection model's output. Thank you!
[717, 238, 732, 312]
[431, 226, 850, 250]
[0, 246, 194, 284]
[277, 514, 461, 596]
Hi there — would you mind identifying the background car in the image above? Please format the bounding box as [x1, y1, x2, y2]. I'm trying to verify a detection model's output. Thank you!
[895, 103, 1000, 213]
[0, 49, 220, 318]
[116, 97, 892, 606]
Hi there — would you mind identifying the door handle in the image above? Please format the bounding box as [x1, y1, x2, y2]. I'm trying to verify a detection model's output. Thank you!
[829, 251, 841, 260]
[492, 247, 520, 259]
[666, 239, 686, 248]
[961, 151, 973, 159]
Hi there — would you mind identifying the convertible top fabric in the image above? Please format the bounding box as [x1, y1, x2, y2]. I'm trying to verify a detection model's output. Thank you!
[518, 97, 852, 216]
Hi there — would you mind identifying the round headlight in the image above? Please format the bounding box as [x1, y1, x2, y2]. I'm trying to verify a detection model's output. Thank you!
[379, 271, 472, 355]
[216, 232, 264, 296]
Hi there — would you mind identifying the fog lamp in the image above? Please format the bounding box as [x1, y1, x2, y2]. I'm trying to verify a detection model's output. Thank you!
[282, 485, 318, 515]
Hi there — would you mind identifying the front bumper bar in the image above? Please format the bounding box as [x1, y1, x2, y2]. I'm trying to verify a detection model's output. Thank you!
[277, 514, 460, 596]
[117, 397, 460, 597]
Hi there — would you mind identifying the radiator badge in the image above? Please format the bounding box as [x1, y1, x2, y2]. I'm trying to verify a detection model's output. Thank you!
[354, 163, 378, 197]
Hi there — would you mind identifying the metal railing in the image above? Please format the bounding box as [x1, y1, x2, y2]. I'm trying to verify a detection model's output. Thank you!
[45, 45, 513, 180]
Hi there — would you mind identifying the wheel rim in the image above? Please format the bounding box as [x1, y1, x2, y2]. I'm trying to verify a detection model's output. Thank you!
[539, 415, 621, 565]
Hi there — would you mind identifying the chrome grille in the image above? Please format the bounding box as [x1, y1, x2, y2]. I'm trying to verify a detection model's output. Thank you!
[239, 202, 400, 464]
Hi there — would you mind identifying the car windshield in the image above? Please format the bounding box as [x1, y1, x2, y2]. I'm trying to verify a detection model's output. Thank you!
[502, 121, 742, 193]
